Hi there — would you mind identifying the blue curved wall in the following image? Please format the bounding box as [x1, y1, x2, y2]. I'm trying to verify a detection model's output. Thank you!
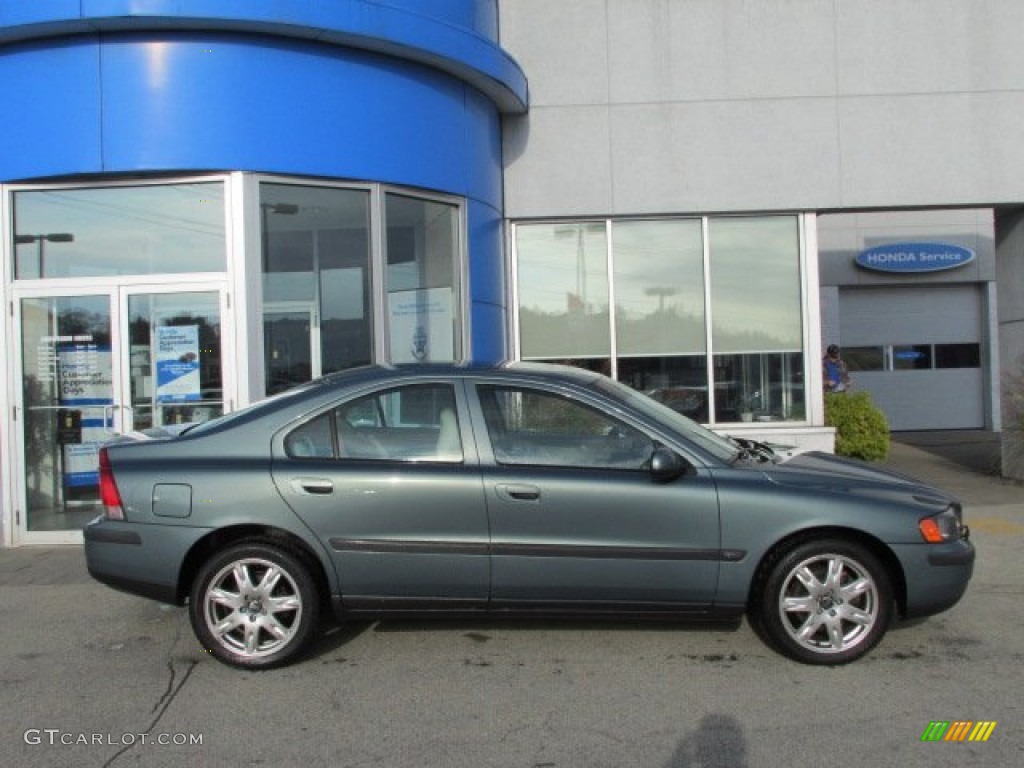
[0, 0, 526, 361]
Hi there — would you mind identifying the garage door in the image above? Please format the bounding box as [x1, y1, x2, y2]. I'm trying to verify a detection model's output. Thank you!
[838, 285, 985, 431]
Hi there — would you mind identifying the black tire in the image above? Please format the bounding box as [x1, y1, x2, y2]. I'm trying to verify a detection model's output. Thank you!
[189, 542, 320, 669]
[755, 539, 892, 665]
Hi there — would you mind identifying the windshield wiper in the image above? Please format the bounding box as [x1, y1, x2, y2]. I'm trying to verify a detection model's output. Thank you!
[731, 437, 777, 464]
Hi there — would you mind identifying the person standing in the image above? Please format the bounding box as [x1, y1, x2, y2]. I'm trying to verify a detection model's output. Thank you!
[822, 344, 851, 393]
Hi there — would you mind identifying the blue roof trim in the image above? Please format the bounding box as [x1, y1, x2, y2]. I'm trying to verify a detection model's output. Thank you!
[0, 0, 528, 113]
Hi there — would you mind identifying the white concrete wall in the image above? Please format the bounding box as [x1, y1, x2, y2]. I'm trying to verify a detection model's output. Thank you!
[500, 0, 1024, 217]
[995, 211, 1024, 480]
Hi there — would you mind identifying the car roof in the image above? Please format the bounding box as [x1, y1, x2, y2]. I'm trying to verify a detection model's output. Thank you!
[315, 360, 604, 388]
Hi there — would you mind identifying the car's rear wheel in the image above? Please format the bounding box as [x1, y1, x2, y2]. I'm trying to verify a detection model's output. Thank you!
[756, 539, 892, 665]
[189, 542, 319, 669]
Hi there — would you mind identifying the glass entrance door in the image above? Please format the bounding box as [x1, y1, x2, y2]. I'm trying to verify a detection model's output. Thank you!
[126, 290, 226, 430]
[11, 285, 228, 543]
[17, 294, 115, 537]
[264, 303, 316, 395]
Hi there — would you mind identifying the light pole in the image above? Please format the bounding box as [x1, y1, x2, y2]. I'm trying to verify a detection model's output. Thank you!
[644, 285, 678, 313]
[14, 232, 74, 278]
[260, 202, 299, 270]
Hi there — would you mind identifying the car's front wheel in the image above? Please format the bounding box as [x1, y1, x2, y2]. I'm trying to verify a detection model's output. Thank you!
[756, 539, 892, 665]
[189, 542, 319, 669]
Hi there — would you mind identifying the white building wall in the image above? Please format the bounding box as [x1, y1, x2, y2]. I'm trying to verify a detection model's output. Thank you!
[500, 0, 1024, 217]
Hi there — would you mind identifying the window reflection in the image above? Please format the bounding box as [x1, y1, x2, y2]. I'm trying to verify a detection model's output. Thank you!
[618, 356, 709, 423]
[844, 347, 885, 372]
[260, 183, 372, 393]
[514, 215, 807, 425]
[613, 219, 705, 356]
[893, 345, 932, 370]
[708, 217, 802, 353]
[127, 293, 223, 429]
[386, 193, 459, 363]
[516, 222, 610, 359]
[13, 183, 225, 278]
[20, 296, 112, 532]
[712, 352, 805, 423]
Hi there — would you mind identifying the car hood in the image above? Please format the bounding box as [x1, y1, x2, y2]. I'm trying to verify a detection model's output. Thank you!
[763, 450, 957, 505]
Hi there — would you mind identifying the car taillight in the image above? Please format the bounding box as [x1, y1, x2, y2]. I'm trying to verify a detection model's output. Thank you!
[98, 448, 125, 520]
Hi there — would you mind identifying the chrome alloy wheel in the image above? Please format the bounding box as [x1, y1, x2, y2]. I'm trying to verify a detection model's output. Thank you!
[202, 557, 305, 659]
[777, 552, 881, 655]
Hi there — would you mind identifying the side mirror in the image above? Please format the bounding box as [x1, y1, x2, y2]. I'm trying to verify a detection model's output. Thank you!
[649, 447, 689, 483]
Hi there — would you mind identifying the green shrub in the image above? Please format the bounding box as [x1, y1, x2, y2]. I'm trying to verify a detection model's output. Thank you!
[824, 391, 890, 461]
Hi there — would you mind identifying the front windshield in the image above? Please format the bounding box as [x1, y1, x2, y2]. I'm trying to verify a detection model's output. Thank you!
[595, 378, 738, 463]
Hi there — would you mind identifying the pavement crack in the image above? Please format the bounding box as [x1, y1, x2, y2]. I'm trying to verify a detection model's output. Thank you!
[101, 614, 199, 768]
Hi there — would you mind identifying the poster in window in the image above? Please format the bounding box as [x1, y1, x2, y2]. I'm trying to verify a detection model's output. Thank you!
[388, 288, 454, 363]
[155, 325, 201, 402]
[57, 340, 113, 489]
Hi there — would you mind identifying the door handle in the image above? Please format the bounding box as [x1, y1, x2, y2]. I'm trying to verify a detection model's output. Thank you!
[496, 483, 541, 502]
[291, 477, 334, 495]
[103, 404, 118, 434]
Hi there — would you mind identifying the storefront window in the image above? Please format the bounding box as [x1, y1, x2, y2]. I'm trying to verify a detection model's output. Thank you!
[514, 214, 807, 426]
[516, 222, 610, 367]
[13, 183, 225, 279]
[618, 356, 710, 422]
[612, 219, 708, 421]
[385, 193, 460, 363]
[260, 183, 372, 393]
[708, 217, 804, 422]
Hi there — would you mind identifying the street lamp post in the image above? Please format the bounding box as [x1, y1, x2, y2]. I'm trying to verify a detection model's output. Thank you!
[14, 232, 74, 278]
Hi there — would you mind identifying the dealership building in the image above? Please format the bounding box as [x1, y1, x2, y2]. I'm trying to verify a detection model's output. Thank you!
[1, 1, 1022, 546]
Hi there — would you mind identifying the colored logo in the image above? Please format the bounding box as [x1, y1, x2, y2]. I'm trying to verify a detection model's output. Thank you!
[855, 242, 975, 273]
[920, 721, 997, 742]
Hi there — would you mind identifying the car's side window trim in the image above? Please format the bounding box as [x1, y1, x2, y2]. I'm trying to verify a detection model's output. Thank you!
[470, 381, 659, 472]
[281, 378, 477, 465]
[283, 412, 338, 460]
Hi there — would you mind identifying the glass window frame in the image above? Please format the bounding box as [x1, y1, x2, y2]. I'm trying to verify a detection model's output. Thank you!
[255, 177, 468, 391]
[284, 382, 464, 464]
[383, 191, 465, 365]
[843, 343, 983, 372]
[5, 172, 469, 399]
[512, 220, 612, 362]
[510, 214, 816, 428]
[477, 383, 656, 471]
[10, 176, 230, 281]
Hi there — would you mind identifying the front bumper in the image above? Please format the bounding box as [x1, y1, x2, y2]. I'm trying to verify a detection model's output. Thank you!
[84, 515, 210, 606]
[891, 537, 976, 619]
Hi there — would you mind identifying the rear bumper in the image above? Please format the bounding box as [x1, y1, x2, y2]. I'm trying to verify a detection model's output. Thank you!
[83, 516, 209, 606]
[891, 538, 975, 619]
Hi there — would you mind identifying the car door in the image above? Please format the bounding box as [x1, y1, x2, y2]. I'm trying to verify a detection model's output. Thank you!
[469, 379, 722, 609]
[272, 379, 489, 609]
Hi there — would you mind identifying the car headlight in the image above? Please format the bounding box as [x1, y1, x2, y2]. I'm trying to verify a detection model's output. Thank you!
[918, 506, 966, 543]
